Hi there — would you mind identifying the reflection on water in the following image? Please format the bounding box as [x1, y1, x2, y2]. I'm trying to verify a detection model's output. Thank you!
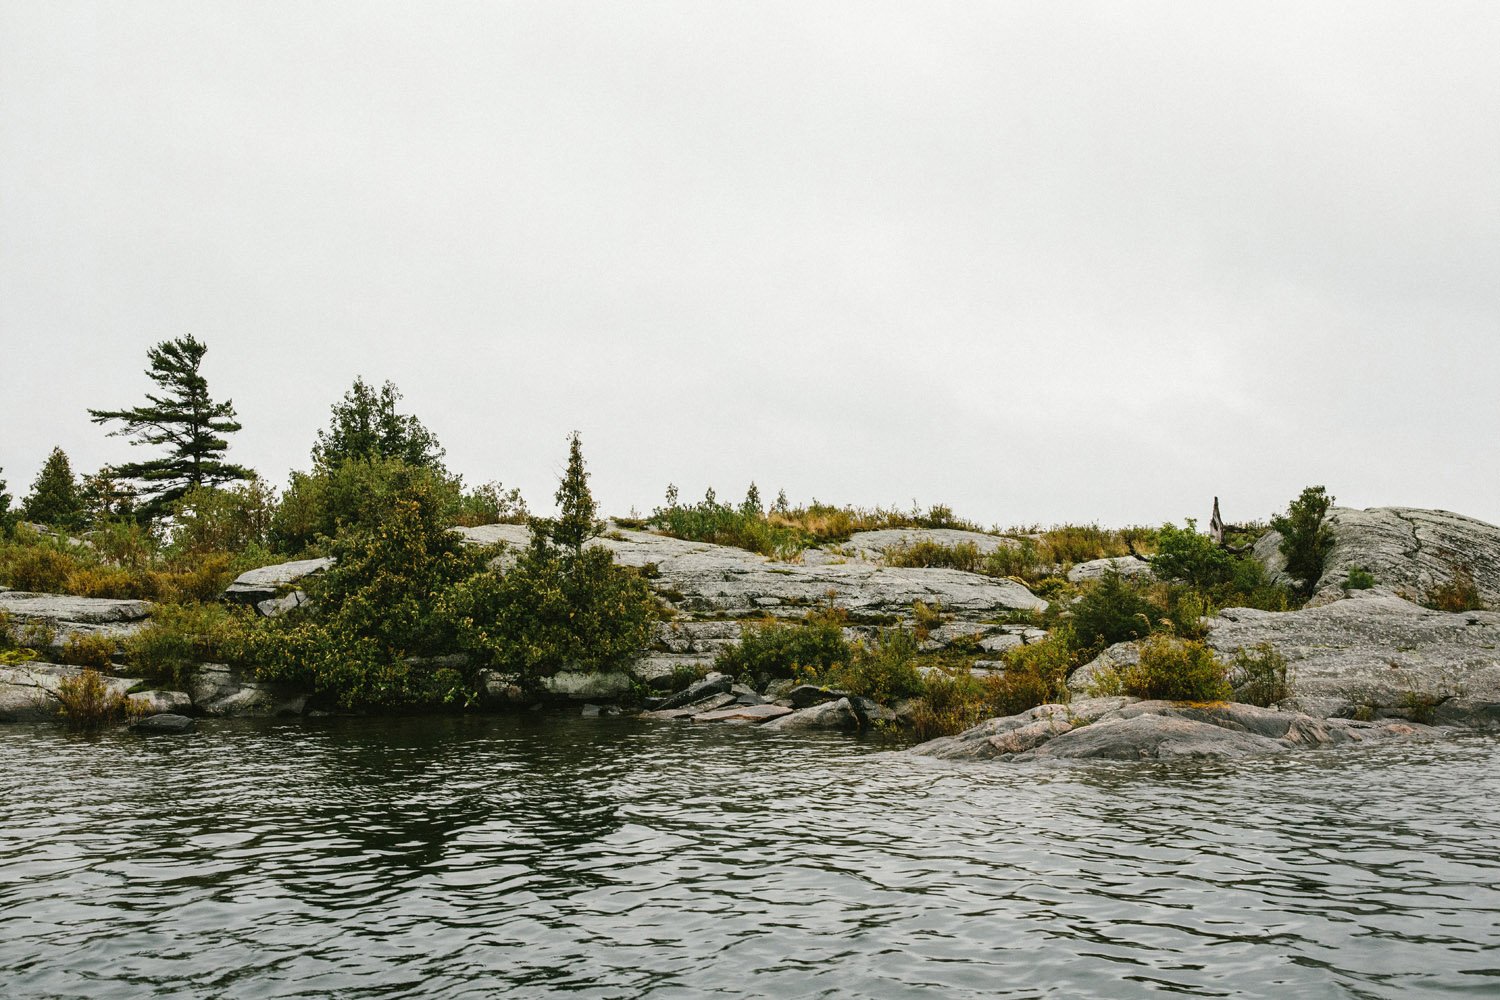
[2, 714, 1497, 998]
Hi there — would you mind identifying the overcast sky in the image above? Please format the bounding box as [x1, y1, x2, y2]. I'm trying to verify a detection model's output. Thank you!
[3, 2, 1497, 529]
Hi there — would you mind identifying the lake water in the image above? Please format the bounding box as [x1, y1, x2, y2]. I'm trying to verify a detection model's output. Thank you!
[2, 714, 1497, 999]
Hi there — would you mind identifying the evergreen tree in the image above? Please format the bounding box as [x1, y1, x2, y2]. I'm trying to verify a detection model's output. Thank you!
[549, 431, 600, 553]
[80, 465, 138, 524]
[0, 466, 13, 534]
[21, 447, 86, 530]
[88, 335, 251, 518]
[311, 377, 446, 471]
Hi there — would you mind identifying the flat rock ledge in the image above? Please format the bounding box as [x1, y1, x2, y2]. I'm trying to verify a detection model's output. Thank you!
[910, 698, 1431, 762]
[453, 523, 1045, 621]
[1069, 590, 1500, 727]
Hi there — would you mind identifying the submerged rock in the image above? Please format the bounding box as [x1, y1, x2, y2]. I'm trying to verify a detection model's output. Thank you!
[130, 713, 195, 734]
[911, 698, 1429, 762]
[762, 697, 862, 731]
[692, 703, 794, 724]
[656, 671, 732, 711]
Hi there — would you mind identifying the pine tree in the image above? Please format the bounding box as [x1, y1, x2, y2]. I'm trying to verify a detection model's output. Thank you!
[741, 482, 763, 517]
[0, 466, 13, 534]
[21, 447, 86, 530]
[88, 335, 251, 518]
[311, 377, 446, 471]
[80, 465, 138, 524]
[550, 431, 600, 554]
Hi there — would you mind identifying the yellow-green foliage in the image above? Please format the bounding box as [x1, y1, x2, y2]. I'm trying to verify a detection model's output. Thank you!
[443, 544, 659, 685]
[55, 668, 131, 727]
[58, 633, 116, 670]
[1228, 643, 1291, 707]
[883, 540, 982, 572]
[254, 478, 495, 706]
[1102, 633, 1231, 702]
[0, 521, 264, 603]
[1426, 566, 1484, 612]
[124, 602, 254, 688]
[714, 607, 852, 680]
[816, 628, 927, 705]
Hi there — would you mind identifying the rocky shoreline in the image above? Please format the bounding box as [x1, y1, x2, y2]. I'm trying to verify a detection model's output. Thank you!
[4, 505, 1500, 763]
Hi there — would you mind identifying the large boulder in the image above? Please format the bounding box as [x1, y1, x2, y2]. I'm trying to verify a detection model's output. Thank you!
[189, 663, 307, 717]
[224, 558, 334, 613]
[0, 662, 149, 723]
[911, 698, 1429, 762]
[453, 524, 1045, 621]
[1069, 590, 1500, 728]
[1255, 507, 1500, 607]
[1067, 556, 1154, 584]
[762, 697, 862, 731]
[0, 592, 152, 652]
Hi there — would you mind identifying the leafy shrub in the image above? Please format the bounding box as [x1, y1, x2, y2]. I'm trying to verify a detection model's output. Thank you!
[452, 482, 528, 528]
[254, 476, 494, 706]
[1070, 572, 1158, 650]
[713, 608, 851, 682]
[167, 481, 278, 556]
[443, 543, 658, 682]
[653, 490, 807, 559]
[58, 633, 116, 670]
[1110, 633, 1230, 702]
[1425, 566, 1484, 612]
[982, 538, 1041, 581]
[819, 628, 926, 704]
[1228, 643, 1291, 707]
[1272, 486, 1335, 594]
[125, 602, 254, 688]
[1150, 520, 1234, 589]
[1344, 566, 1376, 591]
[55, 669, 130, 727]
[883, 540, 982, 572]
[1, 542, 76, 592]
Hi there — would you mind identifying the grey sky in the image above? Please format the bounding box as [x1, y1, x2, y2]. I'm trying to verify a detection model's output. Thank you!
[3, 2, 1497, 529]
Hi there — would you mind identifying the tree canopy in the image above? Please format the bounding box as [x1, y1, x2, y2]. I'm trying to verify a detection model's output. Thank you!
[21, 447, 86, 530]
[88, 335, 252, 518]
[311, 377, 446, 471]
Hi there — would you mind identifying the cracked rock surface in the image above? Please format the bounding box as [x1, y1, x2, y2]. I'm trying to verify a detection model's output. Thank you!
[1256, 506, 1500, 607]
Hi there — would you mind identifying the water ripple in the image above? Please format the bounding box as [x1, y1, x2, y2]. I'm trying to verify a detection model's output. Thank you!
[1, 717, 1497, 998]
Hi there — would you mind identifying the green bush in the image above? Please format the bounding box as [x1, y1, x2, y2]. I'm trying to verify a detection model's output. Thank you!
[1228, 643, 1291, 707]
[1070, 572, 1158, 650]
[819, 628, 926, 704]
[56, 668, 131, 727]
[1272, 486, 1335, 595]
[253, 475, 495, 706]
[167, 481, 278, 556]
[1150, 520, 1234, 589]
[713, 608, 851, 681]
[124, 602, 254, 688]
[58, 633, 117, 670]
[443, 542, 658, 682]
[1112, 633, 1230, 702]
[273, 457, 523, 555]
[1344, 566, 1376, 591]
[883, 540, 982, 572]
